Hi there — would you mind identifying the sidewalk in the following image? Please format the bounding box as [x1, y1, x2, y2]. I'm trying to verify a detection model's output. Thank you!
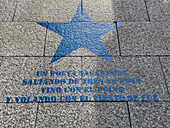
[0, 0, 170, 127]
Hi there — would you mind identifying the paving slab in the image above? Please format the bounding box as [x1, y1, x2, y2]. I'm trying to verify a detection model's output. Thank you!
[82, 57, 169, 101]
[83, 0, 149, 22]
[0, 0, 17, 21]
[36, 102, 130, 128]
[0, 57, 81, 103]
[45, 23, 119, 57]
[14, 0, 81, 22]
[129, 102, 170, 128]
[146, 0, 170, 21]
[0, 22, 46, 56]
[160, 57, 170, 94]
[118, 22, 170, 55]
[0, 103, 37, 127]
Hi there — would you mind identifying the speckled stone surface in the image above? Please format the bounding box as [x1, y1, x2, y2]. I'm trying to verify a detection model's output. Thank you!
[45, 24, 119, 57]
[83, 0, 149, 22]
[160, 57, 170, 94]
[14, 0, 81, 22]
[0, 22, 46, 56]
[82, 57, 170, 101]
[0, 57, 81, 102]
[0, 103, 37, 127]
[118, 22, 170, 55]
[129, 102, 170, 128]
[146, 0, 170, 21]
[0, 0, 17, 21]
[36, 102, 130, 128]
[1, 0, 170, 127]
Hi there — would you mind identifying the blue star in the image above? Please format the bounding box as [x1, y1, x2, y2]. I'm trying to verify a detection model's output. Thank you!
[37, 3, 125, 64]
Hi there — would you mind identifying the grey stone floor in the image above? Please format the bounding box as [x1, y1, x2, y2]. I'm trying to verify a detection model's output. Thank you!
[0, 0, 170, 127]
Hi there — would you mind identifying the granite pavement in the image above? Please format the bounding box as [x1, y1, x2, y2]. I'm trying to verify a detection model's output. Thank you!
[0, 0, 170, 127]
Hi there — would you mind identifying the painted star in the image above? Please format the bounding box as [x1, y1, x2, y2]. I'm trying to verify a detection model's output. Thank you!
[37, 3, 125, 64]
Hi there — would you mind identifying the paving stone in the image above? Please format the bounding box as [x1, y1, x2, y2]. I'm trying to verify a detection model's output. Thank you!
[36, 102, 130, 128]
[82, 57, 169, 101]
[14, 0, 81, 22]
[129, 102, 170, 128]
[146, 0, 170, 21]
[0, 0, 17, 21]
[45, 23, 119, 56]
[119, 22, 170, 55]
[0, 22, 46, 56]
[0, 103, 37, 127]
[83, 0, 149, 22]
[160, 57, 170, 94]
[0, 57, 81, 103]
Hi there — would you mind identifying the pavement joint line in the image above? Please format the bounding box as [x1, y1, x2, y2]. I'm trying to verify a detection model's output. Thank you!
[143, 0, 151, 21]
[43, 22, 48, 57]
[115, 22, 122, 56]
[34, 103, 39, 128]
[126, 102, 132, 128]
[118, 55, 170, 57]
[81, 0, 83, 20]
[0, 56, 2, 68]
[0, 101, 170, 104]
[80, 56, 83, 91]
[81, 56, 83, 79]
[1, 21, 170, 23]
[158, 57, 170, 99]
[1, 55, 170, 58]
[11, 0, 18, 22]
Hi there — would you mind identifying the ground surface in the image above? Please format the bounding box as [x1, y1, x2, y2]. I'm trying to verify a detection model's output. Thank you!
[0, 0, 170, 127]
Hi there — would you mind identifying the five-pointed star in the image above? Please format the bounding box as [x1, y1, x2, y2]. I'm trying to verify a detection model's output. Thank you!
[37, 3, 125, 64]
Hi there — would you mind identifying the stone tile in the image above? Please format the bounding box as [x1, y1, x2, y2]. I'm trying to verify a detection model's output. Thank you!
[83, 0, 149, 22]
[146, 0, 170, 21]
[14, 0, 81, 22]
[45, 23, 119, 56]
[119, 22, 170, 55]
[0, 57, 81, 103]
[129, 102, 170, 128]
[0, 103, 37, 127]
[160, 57, 170, 94]
[0, 0, 17, 21]
[36, 102, 130, 128]
[82, 57, 169, 101]
[0, 22, 46, 56]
